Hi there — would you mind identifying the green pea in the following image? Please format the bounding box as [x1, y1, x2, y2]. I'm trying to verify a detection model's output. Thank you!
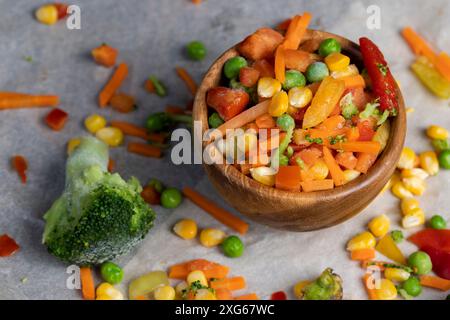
[429, 215, 447, 229]
[283, 70, 306, 90]
[318, 38, 342, 57]
[100, 262, 124, 284]
[221, 235, 244, 258]
[224, 56, 247, 79]
[431, 139, 449, 153]
[186, 41, 207, 61]
[276, 114, 295, 131]
[160, 188, 182, 209]
[208, 112, 224, 128]
[390, 230, 404, 244]
[408, 251, 432, 275]
[279, 154, 289, 166]
[306, 62, 329, 83]
[148, 178, 164, 193]
[402, 277, 422, 297]
[438, 149, 450, 169]
[148, 76, 167, 97]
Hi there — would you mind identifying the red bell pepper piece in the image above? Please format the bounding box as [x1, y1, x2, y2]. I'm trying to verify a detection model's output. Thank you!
[271, 291, 287, 300]
[11, 155, 27, 184]
[359, 37, 399, 113]
[45, 108, 68, 131]
[206, 87, 249, 121]
[421, 245, 450, 280]
[0, 234, 20, 257]
[357, 120, 376, 141]
[54, 3, 69, 20]
[409, 229, 450, 252]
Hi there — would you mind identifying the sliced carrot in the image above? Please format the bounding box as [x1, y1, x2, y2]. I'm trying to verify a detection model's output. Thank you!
[335, 152, 358, 170]
[419, 275, 450, 291]
[274, 45, 286, 83]
[341, 75, 366, 89]
[127, 142, 162, 158]
[276, 18, 292, 31]
[300, 179, 334, 192]
[210, 277, 246, 291]
[216, 100, 270, 137]
[328, 141, 381, 154]
[165, 105, 185, 115]
[45, 108, 68, 131]
[144, 79, 156, 93]
[183, 187, 249, 234]
[110, 120, 166, 143]
[363, 274, 378, 300]
[355, 153, 377, 174]
[351, 248, 376, 261]
[436, 52, 450, 82]
[234, 293, 260, 300]
[176, 67, 197, 96]
[80, 267, 95, 300]
[322, 146, 346, 186]
[275, 166, 301, 191]
[401, 27, 436, 63]
[255, 113, 276, 129]
[215, 289, 233, 300]
[0, 95, 59, 110]
[282, 12, 312, 50]
[346, 126, 360, 141]
[12, 155, 27, 184]
[99, 62, 128, 107]
[169, 259, 230, 280]
[109, 93, 136, 113]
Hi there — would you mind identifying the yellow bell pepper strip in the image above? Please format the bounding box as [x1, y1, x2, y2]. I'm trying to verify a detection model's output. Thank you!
[302, 76, 345, 129]
[375, 234, 407, 265]
[411, 56, 450, 99]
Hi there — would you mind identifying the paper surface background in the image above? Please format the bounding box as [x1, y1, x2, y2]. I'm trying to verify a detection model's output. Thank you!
[0, 0, 449, 300]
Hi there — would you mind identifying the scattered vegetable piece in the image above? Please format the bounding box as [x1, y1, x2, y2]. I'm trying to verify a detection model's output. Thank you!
[109, 93, 136, 113]
[0, 234, 20, 257]
[221, 235, 244, 258]
[173, 219, 198, 240]
[99, 63, 128, 107]
[11, 155, 27, 184]
[419, 275, 450, 291]
[376, 234, 407, 265]
[45, 108, 68, 131]
[100, 261, 124, 285]
[127, 142, 162, 158]
[80, 267, 95, 300]
[0, 94, 59, 110]
[91, 44, 118, 68]
[176, 67, 197, 96]
[186, 41, 207, 61]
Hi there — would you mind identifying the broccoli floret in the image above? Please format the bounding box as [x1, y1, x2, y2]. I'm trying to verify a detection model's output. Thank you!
[42, 137, 155, 266]
[340, 92, 358, 120]
[299, 268, 343, 300]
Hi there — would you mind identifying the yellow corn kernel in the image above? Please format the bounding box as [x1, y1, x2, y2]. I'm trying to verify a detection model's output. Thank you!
[95, 127, 123, 147]
[331, 64, 359, 79]
[173, 219, 197, 240]
[346, 231, 376, 251]
[96, 283, 124, 300]
[324, 52, 350, 72]
[293, 280, 312, 299]
[368, 214, 390, 238]
[175, 281, 188, 298]
[375, 279, 397, 300]
[400, 198, 420, 216]
[268, 91, 289, 117]
[419, 151, 439, 176]
[401, 168, 429, 180]
[35, 4, 58, 25]
[257, 77, 282, 98]
[85, 114, 107, 134]
[307, 159, 329, 180]
[199, 228, 226, 248]
[343, 169, 361, 183]
[402, 176, 426, 196]
[154, 285, 176, 300]
[187, 270, 208, 287]
[195, 288, 217, 300]
[402, 207, 425, 229]
[426, 125, 449, 140]
[397, 147, 417, 170]
[288, 87, 313, 109]
[67, 138, 81, 155]
[250, 166, 276, 187]
[391, 181, 413, 199]
[384, 268, 410, 282]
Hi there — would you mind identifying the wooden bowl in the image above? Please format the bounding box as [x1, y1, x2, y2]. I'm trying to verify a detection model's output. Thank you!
[193, 29, 406, 232]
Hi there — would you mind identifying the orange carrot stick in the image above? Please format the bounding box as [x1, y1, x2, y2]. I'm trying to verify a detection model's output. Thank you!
[363, 274, 377, 300]
[216, 100, 270, 137]
[328, 141, 381, 154]
[110, 120, 149, 140]
[176, 67, 197, 96]
[98, 62, 128, 107]
[300, 179, 334, 192]
[234, 293, 260, 300]
[169, 259, 230, 280]
[355, 153, 377, 174]
[401, 27, 436, 63]
[210, 277, 246, 291]
[80, 267, 95, 300]
[323, 146, 346, 186]
[127, 142, 162, 158]
[283, 12, 312, 50]
[274, 45, 286, 83]
[11, 155, 27, 184]
[0, 92, 31, 98]
[351, 248, 376, 261]
[0, 95, 59, 110]
[419, 275, 450, 291]
[183, 187, 249, 234]
[215, 289, 233, 300]
[342, 75, 366, 89]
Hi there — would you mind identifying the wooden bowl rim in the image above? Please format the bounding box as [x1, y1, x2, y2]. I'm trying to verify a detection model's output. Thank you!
[193, 29, 406, 202]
